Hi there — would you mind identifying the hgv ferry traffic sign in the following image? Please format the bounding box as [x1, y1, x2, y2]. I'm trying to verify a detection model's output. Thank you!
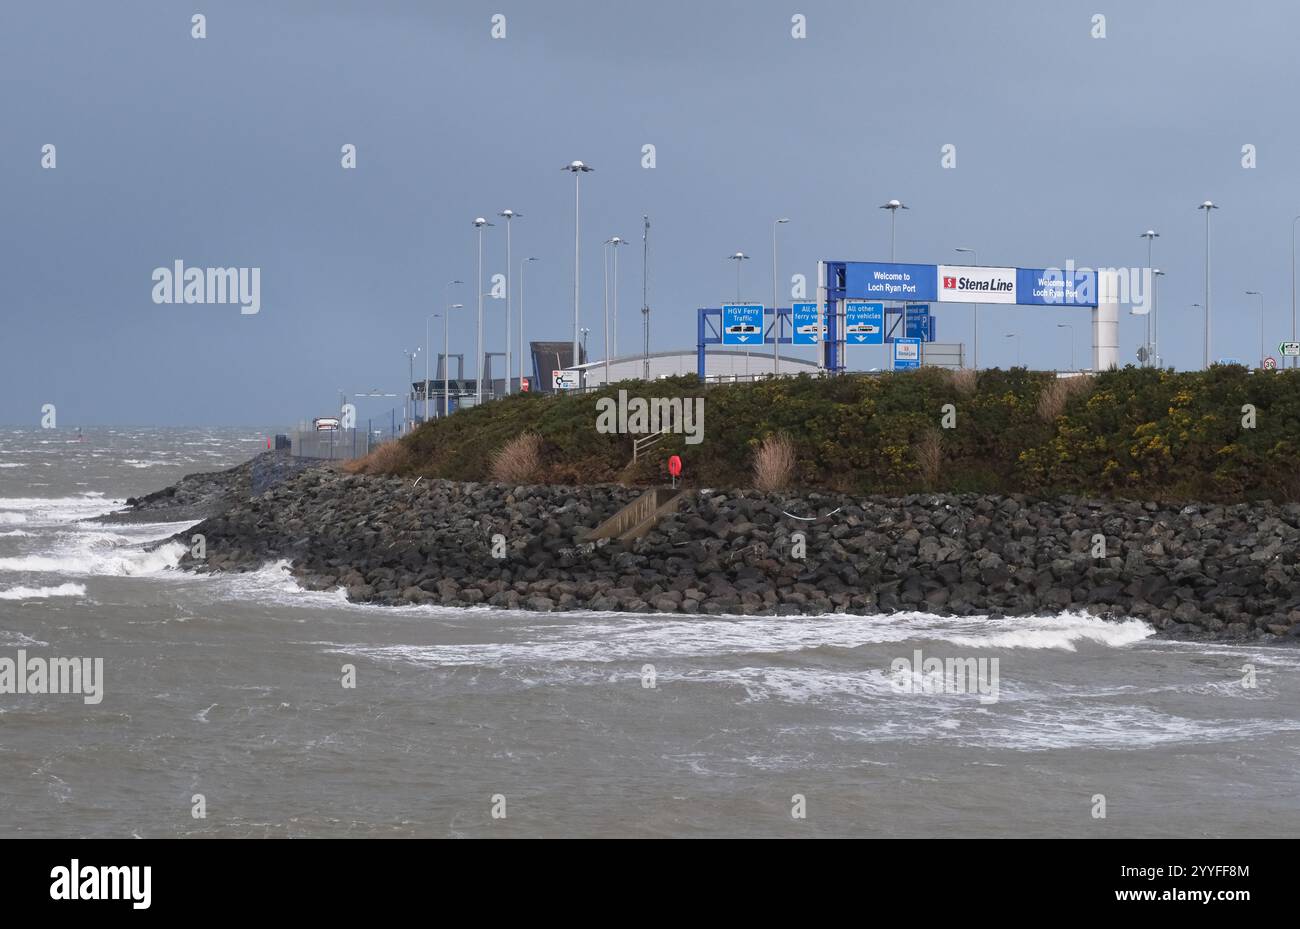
[721, 304, 764, 344]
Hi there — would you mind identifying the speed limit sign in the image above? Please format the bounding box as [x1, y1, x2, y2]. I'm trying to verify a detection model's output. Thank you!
[1263, 357, 1277, 370]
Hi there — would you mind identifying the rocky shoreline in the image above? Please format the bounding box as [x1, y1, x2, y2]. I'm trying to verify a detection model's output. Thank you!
[95, 451, 320, 525]
[151, 461, 1300, 642]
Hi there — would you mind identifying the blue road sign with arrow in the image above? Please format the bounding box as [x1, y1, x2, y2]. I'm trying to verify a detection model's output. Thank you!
[845, 302, 884, 345]
[791, 302, 822, 345]
[721, 304, 764, 345]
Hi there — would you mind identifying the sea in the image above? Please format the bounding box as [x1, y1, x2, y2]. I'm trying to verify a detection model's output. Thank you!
[1, 427, 1297, 837]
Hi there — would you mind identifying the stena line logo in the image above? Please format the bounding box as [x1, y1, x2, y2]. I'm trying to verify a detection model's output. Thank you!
[937, 265, 1017, 304]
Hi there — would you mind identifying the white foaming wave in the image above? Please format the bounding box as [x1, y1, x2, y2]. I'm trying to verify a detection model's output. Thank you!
[318, 611, 1154, 671]
[0, 582, 87, 600]
[0, 513, 26, 525]
[940, 613, 1154, 650]
[0, 529, 31, 537]
[0, 495, 124, 526]
[0, 539, 185, 576]
[0, 463, 24, 469]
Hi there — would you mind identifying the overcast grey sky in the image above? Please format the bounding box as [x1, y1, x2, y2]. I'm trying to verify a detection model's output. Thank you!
[3, 0, 1298, 425]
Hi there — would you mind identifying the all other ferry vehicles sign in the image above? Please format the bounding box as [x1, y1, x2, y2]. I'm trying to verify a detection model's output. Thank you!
[937, 265, 1017, 304]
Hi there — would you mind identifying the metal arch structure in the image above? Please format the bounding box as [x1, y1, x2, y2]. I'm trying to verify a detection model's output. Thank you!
[696, 307, 793, 378]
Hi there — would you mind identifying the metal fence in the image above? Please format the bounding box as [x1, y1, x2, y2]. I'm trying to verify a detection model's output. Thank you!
[289, 406, 404, 461]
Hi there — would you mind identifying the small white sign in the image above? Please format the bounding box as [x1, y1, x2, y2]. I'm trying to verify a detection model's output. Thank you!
[1279, 341, 1300, 356]
[552, 370, 580, 390]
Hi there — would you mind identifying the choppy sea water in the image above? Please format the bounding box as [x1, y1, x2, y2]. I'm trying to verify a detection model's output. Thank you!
[1, 427, 1298, 837]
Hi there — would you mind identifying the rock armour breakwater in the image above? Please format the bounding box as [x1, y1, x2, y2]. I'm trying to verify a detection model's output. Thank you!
[173, 467, 1300, 641]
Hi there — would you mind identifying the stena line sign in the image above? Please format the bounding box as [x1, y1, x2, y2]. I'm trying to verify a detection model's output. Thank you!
[937, 266, 1017, 304]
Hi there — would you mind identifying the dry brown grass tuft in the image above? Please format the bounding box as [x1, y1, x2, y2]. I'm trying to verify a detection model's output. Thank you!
[752, 433, 796, 492]
[489, 432, 544, 484]
[915, 428, 944, 488]
[343, 440, 412, 475]
[1036, 374, 1093, 422]
[947, 367, 979, 397]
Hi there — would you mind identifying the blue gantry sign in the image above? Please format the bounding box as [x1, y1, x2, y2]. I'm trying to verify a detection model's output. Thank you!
[844, 263, 938, 302]
[721, 304, 765, 345]
[845, 301, 885, 345]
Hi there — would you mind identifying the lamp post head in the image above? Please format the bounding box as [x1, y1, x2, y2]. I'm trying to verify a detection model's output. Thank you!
[497, 209, 521, 220]
[1247, 290, 1261, 296]
[776, 217, 790, 224]
[880, 199, 908, 210]
[448, 303, 464, 309]
[1140, 229, 1159, 238]
[729, 252, 750, 261]
[1153, 269, 1165, 276]
[606, 236, 625, 246]
[1199, 200, 1218, 210]
[563, 160, 594, 173]
[473, 217, 492, 228]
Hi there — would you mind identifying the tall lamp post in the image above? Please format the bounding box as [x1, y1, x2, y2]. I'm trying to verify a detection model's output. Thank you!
[472, 218, 494, 403]
[1191, 303, 1204, 367]
[772, 217, 789, 376]
[955, 247, 978, 369]
[609, 236, 625, 358]
[1139, 229, 1159, 367]
[1152, 269, 1165, 367]
[603, 237, 625, 386]
[430, 280, 463, 415]
[443, 304, 463, 417]
[1198, 201, 1219, 369]
[498, 210, 522, 394]
[728, 252, 752, 375]
[1291, 214, 1300, 368]
[1056, 323, 1074, 372]
[403, 348, 421, 433]
[879, 199, 908, 260]
[519, 257, 538, 392]
[1247, 290, 1264, 368]
[562, 161, 594, 379]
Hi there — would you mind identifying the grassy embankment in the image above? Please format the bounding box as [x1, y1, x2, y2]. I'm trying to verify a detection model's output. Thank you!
[354, 366, 1300, 503]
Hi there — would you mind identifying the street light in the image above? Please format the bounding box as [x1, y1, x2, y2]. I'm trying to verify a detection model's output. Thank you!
[498, 210, 522, 395]
[955, 247, 978, 369]
[727, 251, 750, 302]
[562, 161, 594, 379]
[1139, 230, 1159, 367]
[430, 280, 463, 415]
[1291, 214, 1300, 368]
[403, 347, 421, 432]
[1247, 290, 1264, 368]
[1004, 332, 1020, 367]
[1191, 303, 1204, 366]
[519, 257, 538, 392]
[603, 236, 625, 386]
[580, 327, 591, 359]
[443, 304, 463, 417]
[773, 217, 790, 376]
[728, 252, 752, 375]
[472, 218, 494, 403]
[879, 199, 908, 260]
[1056, 323, 1074, 372]
[1152, 269, 1165, 367]
[1198, 201, 1219, 369]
